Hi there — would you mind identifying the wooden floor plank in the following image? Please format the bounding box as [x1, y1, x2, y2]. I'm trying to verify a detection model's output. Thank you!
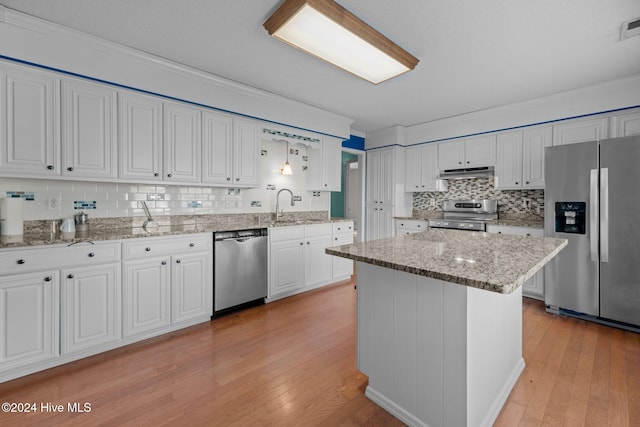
[1, 281, 639, 426]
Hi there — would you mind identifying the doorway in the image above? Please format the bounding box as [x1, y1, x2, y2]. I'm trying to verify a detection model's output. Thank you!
[330, 150, 364, 241]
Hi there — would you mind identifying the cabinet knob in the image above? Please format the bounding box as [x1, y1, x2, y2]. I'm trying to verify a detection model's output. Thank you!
[324, 184, 327, 187]
[47, 165, 54, 170]
[145, 247, 151, 252]
[44, 276, 52, 282]
[307, 242, 310, 245]
[16, 259, 25, 265]
[498, 231, 502, 234]
[189, 243, 195, 247]
[176, 259, 181, 263]
[67, 167, 74, 172]
[348, 226, 352, 230]
[161, 260, 167, 265]
[226, 177, 231, 181]
[300, 242, 303, 245]
[458, 161, 462, 165]
[466, 161, 470, 164]
[67, 274, 74, 279]
[167, 173, 172, 178]
[236, 178, 240, 181]
[526, 233, 531, 237]
[88, 252, 95, 257]
[154, 172, 159, 177]
[526, 181, 530, 184]
[335, 237, 338, 241]
[515, 182, 519, 185]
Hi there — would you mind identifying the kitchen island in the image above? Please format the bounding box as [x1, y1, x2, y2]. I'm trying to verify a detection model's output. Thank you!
[326, 229, 567, 427]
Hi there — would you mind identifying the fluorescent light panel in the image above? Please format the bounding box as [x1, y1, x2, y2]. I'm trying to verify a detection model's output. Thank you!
[264, 0, 419, 84]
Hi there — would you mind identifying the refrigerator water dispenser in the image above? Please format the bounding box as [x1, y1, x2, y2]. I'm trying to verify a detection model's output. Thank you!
[555, 202, 586, 234]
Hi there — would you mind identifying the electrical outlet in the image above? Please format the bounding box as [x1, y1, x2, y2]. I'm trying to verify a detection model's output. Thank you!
[522, 198, 531, 210]
[47, 198, 59, 209]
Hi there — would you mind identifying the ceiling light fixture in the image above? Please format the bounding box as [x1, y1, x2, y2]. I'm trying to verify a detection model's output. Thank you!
[263, 0, 419, 84]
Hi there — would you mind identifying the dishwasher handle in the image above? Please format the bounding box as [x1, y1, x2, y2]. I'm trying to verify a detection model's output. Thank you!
[219, 236, 262, 243]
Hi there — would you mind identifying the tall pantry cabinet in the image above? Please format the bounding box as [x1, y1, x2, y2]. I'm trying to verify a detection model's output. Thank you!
[365, 146, 411, 241]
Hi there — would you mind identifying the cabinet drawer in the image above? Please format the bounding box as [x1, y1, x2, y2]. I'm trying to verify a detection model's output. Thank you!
[0, 242, 121, 275]
[122, 234, 212, 259]
[395, 219, 428, 230]
[487, 225, 543, 237]
[332, 221, 354, 234]
[305, 223, 332, 237]
[269, 226, 305, 243]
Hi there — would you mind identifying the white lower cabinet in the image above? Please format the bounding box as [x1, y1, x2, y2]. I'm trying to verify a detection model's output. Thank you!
[123, 257, 171, 337]
[486, 225, 545, 299]
[268, 222, 352, 301]
[61, 263, 121, 354]
[366, 204, 394, 240]
[332, 222, 355, 280]
[0, 234, 212, 383]
[0, 271, 59, 372]
[122, 234, 213, 338]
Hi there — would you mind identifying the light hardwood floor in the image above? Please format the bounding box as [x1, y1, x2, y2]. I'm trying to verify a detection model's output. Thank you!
[0, 278, 638, 426]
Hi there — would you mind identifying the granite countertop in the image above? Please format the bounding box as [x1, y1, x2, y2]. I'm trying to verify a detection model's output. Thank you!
[0, 213, 352, 249]
[326, 229, 566, 294]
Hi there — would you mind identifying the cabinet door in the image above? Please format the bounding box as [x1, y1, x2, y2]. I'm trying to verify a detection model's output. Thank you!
[304, 235, 333, 288]
[552, 117, 608, 146]
[404, 145, 422, 192]
[233, 119, 260, 186]
[465, 134, 496, 167]
[171, 252, 212, 323]
[269, 240, 304, 297]
[60, 263, 120, 354]
[366, 151, 380, 204]
[522, 126, 551, 188]
[202, 110, 233, 185]
[377, 206, 394, 240]
[61, 79, 117, 179]
[163, 101, 201, 183]
[118, 91, 163, 181]
[365, 205, 379, 241]
[377, 149, 394, 205]
[322, 138, 342, 191]
[421, 144, 440, 191]
[332, 233, 354, 279]
[437, 140, 465, 169]
[496, 131, 523, 189]
[0, 271, 59, 371]
[123, 258, 171, 337]
[0, 64, 59, 176]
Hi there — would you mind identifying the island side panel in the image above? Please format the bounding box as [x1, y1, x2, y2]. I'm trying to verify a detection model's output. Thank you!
[467, 285, 524, 427]
[443, 282, 469, 427]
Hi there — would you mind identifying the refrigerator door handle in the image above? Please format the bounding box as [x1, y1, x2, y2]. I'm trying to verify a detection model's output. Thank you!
[600, 168, 609, 263]
[590, 169, 599, 262]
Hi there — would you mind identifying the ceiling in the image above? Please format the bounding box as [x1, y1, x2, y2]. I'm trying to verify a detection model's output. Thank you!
[1, 0, 639, 133]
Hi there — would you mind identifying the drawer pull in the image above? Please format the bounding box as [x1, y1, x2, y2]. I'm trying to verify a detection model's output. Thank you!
[189, 243, 195, 247]
[176, 259, 181, 264]
[67, 274, 74, 279]
[88, 252, 95, 257]
[16, 259, 25, 265]
[145, 247, 151, 252]
[161, 261, 167, 265]
[44, 276, 52, 282]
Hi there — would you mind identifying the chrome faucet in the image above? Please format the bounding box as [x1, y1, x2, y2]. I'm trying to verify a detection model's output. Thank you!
[276, 188, 295, 221]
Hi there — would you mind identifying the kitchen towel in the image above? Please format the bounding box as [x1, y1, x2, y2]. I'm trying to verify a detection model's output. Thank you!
[0, 197, 24, 236]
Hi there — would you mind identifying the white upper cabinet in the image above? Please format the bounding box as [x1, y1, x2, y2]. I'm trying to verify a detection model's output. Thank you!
[61, 78, 117, 179]
[202, 110, 233, 185]
[496, 126, 551, 189]
[307, 138, 341, 191]
[404, 143, 442, 192]
[0, 62, 60, 176]
[118, 91, 163, 181]
[202, 113, 259, 187]
[552, 117, 608, 145]
[366, 148, 394, 205]
[163, 100, 201, 183]
[438, 135, 496, 170]
[611, 110, 640, 137]
[233, 119, 260, 187]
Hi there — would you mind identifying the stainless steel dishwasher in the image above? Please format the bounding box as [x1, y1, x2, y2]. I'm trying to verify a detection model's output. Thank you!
[213, 228, 268, 316]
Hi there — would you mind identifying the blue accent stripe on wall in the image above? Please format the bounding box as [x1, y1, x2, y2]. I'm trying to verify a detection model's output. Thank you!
[342, 135, 365, 150]
[0, 54, 348, 141]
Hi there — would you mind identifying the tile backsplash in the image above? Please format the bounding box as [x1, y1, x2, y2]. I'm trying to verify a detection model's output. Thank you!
[0, 139, 329, 221]
[413, 177, 544, 214]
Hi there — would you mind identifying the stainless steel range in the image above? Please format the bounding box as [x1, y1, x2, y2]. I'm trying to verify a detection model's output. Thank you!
[428, 199, 497, 231]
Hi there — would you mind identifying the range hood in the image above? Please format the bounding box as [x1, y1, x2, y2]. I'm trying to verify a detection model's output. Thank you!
[439, 166, 494, 179]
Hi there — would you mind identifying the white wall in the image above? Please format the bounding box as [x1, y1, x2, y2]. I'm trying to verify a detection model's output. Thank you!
[365, 74, 640, 149]
[0, 6, 352, 140]
[1, 139, 328, 220]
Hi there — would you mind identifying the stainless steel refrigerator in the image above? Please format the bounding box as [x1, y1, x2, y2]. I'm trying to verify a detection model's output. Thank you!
[544, 135, 640, 328]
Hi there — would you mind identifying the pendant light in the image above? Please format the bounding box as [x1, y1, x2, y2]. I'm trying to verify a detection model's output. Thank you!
[281, 141, 293, 175]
